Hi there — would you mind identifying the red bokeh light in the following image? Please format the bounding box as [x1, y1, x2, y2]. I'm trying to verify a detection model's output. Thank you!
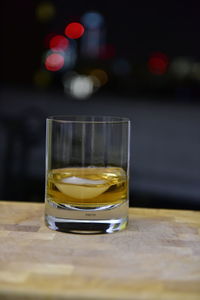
[49, 35, 69, 51]
[44, 32, 56, 48]
[64, 22, 85, 39]
[148, 52, 169, 75]
[45, 53, 65, 71]
[99, 44, 116, 60]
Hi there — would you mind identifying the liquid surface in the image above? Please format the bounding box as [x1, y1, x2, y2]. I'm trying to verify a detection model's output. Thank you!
[47, 167, 127, 208]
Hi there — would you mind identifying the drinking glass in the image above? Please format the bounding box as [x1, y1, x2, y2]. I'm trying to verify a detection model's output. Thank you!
[45, 116, 130, 234]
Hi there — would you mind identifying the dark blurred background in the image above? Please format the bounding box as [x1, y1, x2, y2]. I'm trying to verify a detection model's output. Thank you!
[1, 0, 200, 209]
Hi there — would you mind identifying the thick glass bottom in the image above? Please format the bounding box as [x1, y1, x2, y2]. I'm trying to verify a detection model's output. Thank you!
[45, 215, 128, 234]
[45, 199, 128, 234]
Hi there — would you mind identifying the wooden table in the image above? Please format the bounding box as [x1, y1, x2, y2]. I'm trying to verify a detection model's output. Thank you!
[0, 201, 200, 300]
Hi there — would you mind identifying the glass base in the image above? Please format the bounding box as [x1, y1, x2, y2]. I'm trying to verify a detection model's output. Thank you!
[45, 199, 128, 234]
[45, 215, 128, 234]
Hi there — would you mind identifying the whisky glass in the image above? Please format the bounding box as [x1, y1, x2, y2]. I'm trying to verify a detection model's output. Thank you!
[45, 116, 130, 234]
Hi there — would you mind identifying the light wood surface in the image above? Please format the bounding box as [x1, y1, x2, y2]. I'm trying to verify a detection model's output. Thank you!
[0, 201, 200, 300]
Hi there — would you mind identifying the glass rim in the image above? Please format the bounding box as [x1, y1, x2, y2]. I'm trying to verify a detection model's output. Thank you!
[47, 115, 130, 124]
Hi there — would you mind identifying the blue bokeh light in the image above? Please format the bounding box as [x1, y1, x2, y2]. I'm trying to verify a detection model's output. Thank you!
[81, 11, 104, 29]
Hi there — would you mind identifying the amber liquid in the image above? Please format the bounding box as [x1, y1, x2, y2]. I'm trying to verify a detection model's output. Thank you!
[47, 167, 127, 208]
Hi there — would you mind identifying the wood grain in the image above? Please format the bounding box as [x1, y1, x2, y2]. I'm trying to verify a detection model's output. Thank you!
[0, 201, 200, 300]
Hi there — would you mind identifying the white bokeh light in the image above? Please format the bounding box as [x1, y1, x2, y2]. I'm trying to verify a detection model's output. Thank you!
[63, 75, 94, 99]
[191, 63, 200, 80]
[170, 58, 192, 78]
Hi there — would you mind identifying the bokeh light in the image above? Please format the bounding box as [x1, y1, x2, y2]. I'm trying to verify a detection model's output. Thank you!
[148, 52, 169, 75]
[99, 44, 115, 60]
[70, 75, 94, 99]
[112, 58, 131, 76]
[45, 53, 65, 71]
[191, 63, 200, 80]
[49, 35, 69, 51]
[81, 12, 104, 29]
[90, 69, 108, 86]
[33, 70, 52, 88]
[63, 41, 77, 69]
[89, 76, 101, 88]
[170, 58, 192, 78]
[44, 32, 56, 48]
[35, 1, 55, 22]
[63, 74, 94, 99]
[65, 22, 85, 39]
